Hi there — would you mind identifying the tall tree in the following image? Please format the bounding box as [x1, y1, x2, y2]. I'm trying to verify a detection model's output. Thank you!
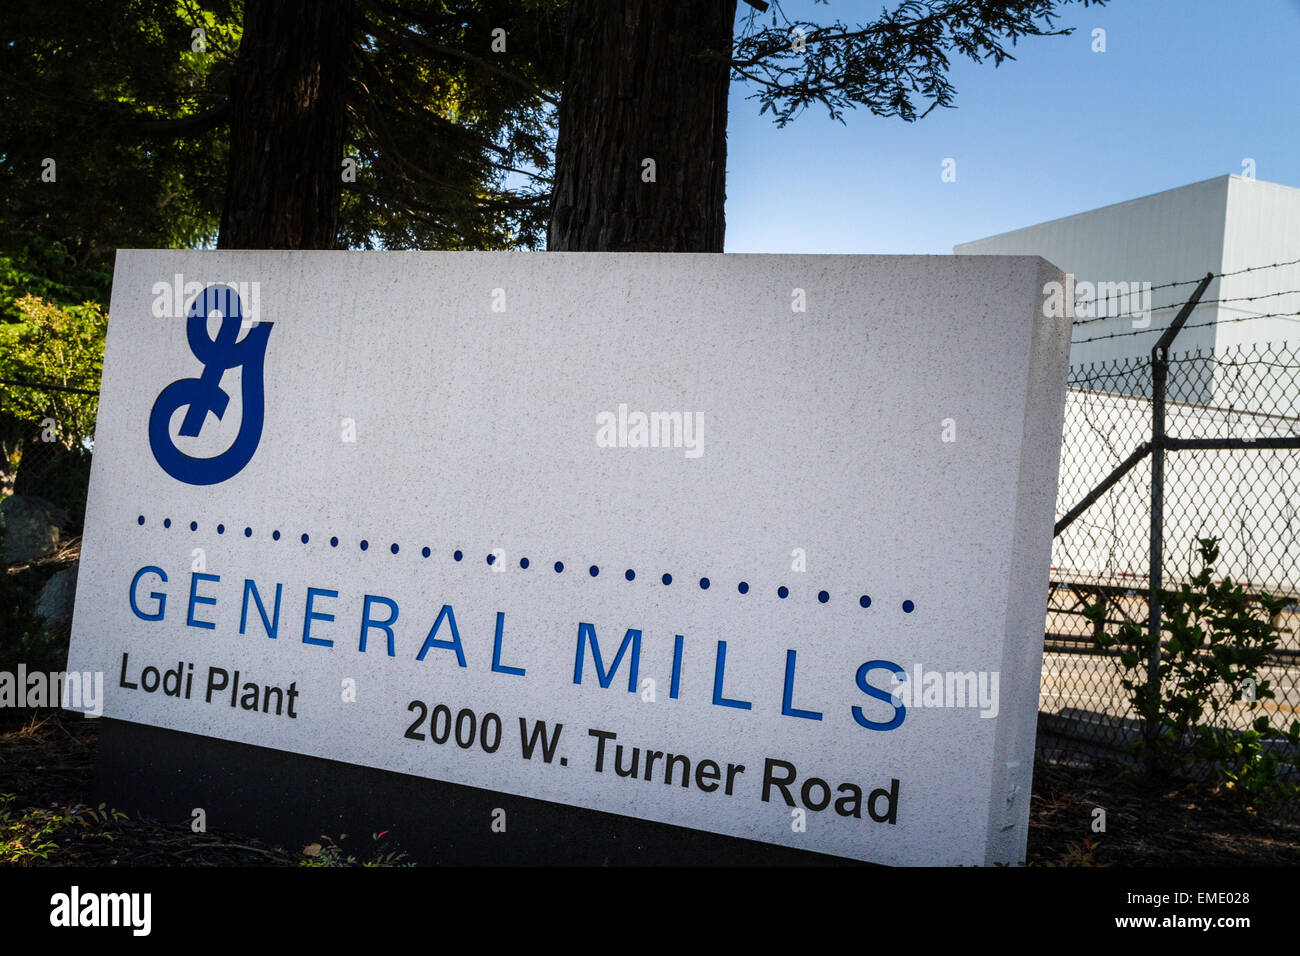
[219, 0, 567, 249]
[0, 0, 565, 267]
[547, 0, 1112, 252]
[548, 0, 735, 252]
[344, 0, 566, 250]
[217, 0, 354, 249]
[0, 0, 239, 277]
[217, 0, 568, 249]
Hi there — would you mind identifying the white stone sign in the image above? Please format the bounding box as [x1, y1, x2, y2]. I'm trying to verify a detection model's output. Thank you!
[66, 250, 1070, 865]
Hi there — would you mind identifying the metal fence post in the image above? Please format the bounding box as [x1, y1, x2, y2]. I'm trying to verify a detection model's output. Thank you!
[1147, 273, 1215, 725]
[1148, 342, 1167, 712]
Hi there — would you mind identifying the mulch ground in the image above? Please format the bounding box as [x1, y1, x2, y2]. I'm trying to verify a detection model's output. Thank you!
[1026, 748, 1300, 866]
[1, 710, 300, 865]
[2, 708, 1298, 866]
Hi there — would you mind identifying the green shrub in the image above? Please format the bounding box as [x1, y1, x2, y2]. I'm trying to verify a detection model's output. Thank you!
[1086, 537, 1299, 810]
[0, 794, 127, 865]
[0, 238, 110, 322]
[0, 294, 105, 443]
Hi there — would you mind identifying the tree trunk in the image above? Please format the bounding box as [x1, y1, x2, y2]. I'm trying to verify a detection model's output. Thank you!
[547, 0, 737, 252]
[217, 0, 354, 249]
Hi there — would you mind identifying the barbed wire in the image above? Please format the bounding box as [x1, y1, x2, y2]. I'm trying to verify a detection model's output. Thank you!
[1060, 260, 1300, 341]
[1071, 286, 1300, 328]
[1072, 254, 1300, 295]
[1072, 308, 1300, 346]
[1216, 255, 1300, 281]
[1065, 256, 1300, 327]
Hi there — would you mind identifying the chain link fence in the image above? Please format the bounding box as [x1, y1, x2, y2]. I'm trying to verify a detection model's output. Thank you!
[4, 317, 1299, 766]
[1042, 340, 1300, 754]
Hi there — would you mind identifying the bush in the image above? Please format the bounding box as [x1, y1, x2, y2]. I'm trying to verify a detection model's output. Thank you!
[0, 294, 105, 443]
[0, 292, 102, 529]
[0, 238, 110, 322]
[1086, 537, 1300, 810]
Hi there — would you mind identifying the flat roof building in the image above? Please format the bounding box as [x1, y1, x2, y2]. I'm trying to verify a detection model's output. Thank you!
[955, 175, 1300, 403]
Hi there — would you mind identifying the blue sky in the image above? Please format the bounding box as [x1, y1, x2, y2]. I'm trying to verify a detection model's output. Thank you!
[724, 0, 1300, 253]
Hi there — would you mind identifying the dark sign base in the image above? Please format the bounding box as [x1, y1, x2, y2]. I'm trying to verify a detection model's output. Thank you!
[95, 719, 860, 866]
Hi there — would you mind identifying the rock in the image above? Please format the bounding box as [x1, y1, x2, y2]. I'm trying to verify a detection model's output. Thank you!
[0, 494, 69, 564]
[35, 563, 79, 625]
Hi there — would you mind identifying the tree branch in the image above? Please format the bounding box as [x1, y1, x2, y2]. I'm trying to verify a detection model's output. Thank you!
[134, 101, 231, 136]
[360, 9, 560, 108]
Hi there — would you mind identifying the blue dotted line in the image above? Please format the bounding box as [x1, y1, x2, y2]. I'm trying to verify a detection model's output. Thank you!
[136, 514, 916, 613]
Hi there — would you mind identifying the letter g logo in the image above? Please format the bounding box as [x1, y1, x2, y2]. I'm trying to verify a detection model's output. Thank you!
[148, 286, 272, 485]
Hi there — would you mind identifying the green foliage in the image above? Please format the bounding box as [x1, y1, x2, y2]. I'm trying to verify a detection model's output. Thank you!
[0, 0, 238, 267]
[0, 295, 105, 444]
[299, 832, 413, 868]
[0, 236, 112, 321]
[1054, 838, 1100, 867]
[1, 0, 566, 259]
[0, 794, 59, 863]
[1086, 537, 1300, 808]
[0, 290, 102, 526]
[343, 0, 566, 250]
[734, 0, 1114, 127]
[1205, 718, 1300, 808]
[0, 793, 128, 865]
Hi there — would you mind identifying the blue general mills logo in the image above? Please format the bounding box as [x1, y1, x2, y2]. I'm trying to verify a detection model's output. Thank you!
[148, 285, 272, 485]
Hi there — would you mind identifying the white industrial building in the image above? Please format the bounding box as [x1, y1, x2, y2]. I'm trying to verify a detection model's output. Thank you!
[955, 175, 1300, 404]
[956, 176, 1300, 595]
